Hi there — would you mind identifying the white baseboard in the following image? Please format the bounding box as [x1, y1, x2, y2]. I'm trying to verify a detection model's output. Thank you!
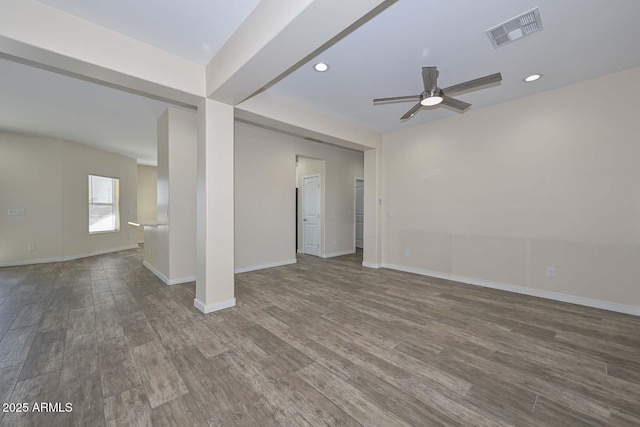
[235, 259, 297, 274]
[142, 261, 195, 285]
[382, 263, 640, 317]
[63, 245, 140, 261]
[297, 249, 304, 254]
[0, 244, 139, 268]
[194, 297, 236, 314]
[362, 262, 381, 269]
[322, 250, 355, 259]
[143, 260, 169, 284]
[169, 276, 196, 285]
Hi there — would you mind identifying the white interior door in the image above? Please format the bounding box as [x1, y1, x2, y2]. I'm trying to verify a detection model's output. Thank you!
[355, 179, 364, 248]
[303, 175, 321, 256]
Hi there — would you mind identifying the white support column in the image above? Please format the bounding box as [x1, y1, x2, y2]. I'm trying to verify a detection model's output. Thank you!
[194, 99, 235, 313]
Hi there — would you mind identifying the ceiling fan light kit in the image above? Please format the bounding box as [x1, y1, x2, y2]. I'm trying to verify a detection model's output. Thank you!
[421, 91, 443, 106]
[373, 66, 502, 120]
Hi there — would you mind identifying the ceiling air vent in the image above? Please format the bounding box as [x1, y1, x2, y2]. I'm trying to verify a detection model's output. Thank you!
[486, 7, 543, 49]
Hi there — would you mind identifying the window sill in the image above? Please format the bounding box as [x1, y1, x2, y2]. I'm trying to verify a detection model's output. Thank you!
[89, 229, 120, 235]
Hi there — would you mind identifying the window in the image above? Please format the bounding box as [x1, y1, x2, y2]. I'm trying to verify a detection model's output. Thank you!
[89, 175, 120, 233]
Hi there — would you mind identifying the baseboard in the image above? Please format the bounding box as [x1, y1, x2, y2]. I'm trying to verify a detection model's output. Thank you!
[169, 276, 196, 285]
[322, 250, 356, 259]
[141, 261, 195, 285]
[235, 259, 297, 274]
[194, 297, 236, 314]
[0, 244, 139, 268]
[62, 245, 140, 261]
[297, 249, 304, 254]
[143, 260, 169, 284]
[362, 262, 381, 269]
[381, 263, 640, 317]
[0, 256, 64, 268]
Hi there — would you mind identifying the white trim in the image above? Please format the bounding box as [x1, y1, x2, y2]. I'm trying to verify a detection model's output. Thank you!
[0, 256, 62, 268]
[322, 250, 355, 259]
[62, 245, 139, 260]
[362, 262, 380, 269]
[194, 297, 236, 314]
[235, 259, 297, 274]
[141, 261, 195, 285]
[0, 245, 139, 268]
[381, 263, 640, 317]
[169, 276, 196, 285]
[297, 249, 304, 254]
[354, 176, 364, 251]
[142, 260, 169, 284]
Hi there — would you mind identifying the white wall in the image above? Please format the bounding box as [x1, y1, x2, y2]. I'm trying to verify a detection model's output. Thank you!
[144, 108, 197, 284]
[235, 123, 364, 271]
[382, 66, 640, 312]
[135, 165, 157, 242]
[151, 110, 170, 279]
[167, 109, 197, 281]
[0, 130, 137, 265]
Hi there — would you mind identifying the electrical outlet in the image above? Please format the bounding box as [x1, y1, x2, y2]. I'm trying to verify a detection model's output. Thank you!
[27, 244, 36, 252]
[404, 248, 411, 257]
[546, 267, 556, 278]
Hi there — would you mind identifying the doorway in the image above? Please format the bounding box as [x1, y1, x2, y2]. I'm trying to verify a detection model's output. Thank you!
[302, 174, 321, 256]
[355, 178, 364, 249]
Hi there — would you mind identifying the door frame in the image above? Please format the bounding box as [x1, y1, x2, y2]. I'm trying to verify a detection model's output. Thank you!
[302, 173, 322, 256]
[354, 177, 364, 251]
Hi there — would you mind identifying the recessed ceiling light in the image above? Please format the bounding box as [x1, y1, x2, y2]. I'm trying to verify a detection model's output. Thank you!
[314, 62, 329, 72]
[524, 74, 542, 82]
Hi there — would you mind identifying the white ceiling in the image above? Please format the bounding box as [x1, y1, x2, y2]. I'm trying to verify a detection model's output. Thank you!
[271, 0, 640, 132]
[37, 0, 261, 65]
[0, 58, 177, 166]
[2, 0, 640, 165]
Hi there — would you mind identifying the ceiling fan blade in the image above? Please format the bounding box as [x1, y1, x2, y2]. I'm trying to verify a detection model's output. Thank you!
[422, 67, 438, 93]
[401, 102, 422, 120]
[441, 95, 471, 112]
[442, 72, 502, 95]
[373, 95, 421, 104]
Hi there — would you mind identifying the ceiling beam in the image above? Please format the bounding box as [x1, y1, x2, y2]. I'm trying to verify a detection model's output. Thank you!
[0, 0, 205, 106]
[206, 0, 395, 105]
[236, 91, 382, 151]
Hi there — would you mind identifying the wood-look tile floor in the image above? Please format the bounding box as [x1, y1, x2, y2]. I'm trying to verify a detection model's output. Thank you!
[0, 247, 639, 426]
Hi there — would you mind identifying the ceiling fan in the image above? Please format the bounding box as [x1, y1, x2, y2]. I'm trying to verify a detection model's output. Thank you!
[373, 66, 502, 120]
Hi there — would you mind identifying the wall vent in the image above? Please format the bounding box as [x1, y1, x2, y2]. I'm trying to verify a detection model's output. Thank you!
[486, 7, 543, 49]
